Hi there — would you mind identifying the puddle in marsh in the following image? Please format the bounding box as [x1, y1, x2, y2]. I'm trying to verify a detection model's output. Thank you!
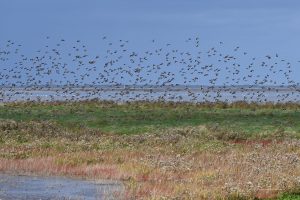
[0, 174, 124, 200]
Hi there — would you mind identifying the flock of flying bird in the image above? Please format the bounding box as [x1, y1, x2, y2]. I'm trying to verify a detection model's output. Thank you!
[0, 36, 299, 103]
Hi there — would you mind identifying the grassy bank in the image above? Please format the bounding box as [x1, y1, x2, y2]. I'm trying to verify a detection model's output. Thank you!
[0, 101, 300, 199]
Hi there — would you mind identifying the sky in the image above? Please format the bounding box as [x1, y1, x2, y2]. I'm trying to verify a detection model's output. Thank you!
[1, 0, 300, 85]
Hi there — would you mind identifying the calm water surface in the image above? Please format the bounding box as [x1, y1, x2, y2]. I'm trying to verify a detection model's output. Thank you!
[0, 174, 124, 200]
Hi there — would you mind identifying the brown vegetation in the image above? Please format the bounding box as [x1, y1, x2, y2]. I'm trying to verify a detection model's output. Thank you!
[0, 119, 300, 199]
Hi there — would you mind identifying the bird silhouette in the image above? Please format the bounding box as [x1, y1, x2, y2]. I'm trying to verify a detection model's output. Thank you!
[0, 37, 299, 103]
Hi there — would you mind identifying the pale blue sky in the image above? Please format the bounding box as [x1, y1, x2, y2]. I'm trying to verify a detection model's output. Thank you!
[1, 0, 300, 84]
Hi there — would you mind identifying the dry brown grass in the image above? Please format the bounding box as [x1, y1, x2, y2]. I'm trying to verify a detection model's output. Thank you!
[0, 120, 300, 199]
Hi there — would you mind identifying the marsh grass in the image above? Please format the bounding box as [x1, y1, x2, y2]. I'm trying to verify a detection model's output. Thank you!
[0, 101, 300, 199]
[1, 101, 300, 136]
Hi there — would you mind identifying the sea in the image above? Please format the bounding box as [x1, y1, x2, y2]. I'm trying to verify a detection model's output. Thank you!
[0, 86, 300, 103]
